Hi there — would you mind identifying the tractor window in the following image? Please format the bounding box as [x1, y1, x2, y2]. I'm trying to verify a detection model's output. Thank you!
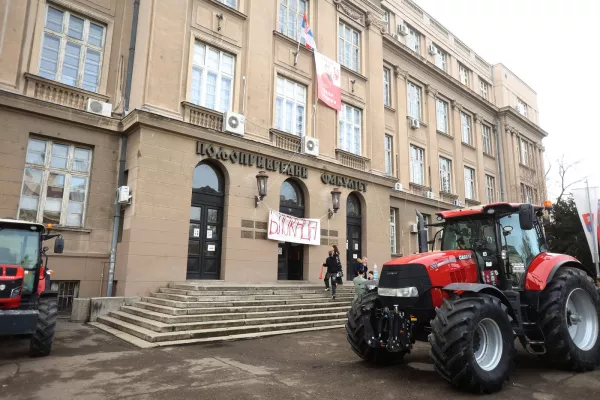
[499, 214, 543, 269]
[441, 217, 496, 253]
[0, 228, 40, 270]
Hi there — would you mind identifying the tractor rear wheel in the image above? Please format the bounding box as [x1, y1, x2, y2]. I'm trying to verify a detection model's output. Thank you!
[539, 267, 600, 370]
[346, 290, 406, 364]
[429, 294, 515, 393]
[29, 296, 58, 357]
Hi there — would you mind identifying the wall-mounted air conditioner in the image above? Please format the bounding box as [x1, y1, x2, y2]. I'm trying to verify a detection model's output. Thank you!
[410, 118, 420, 129]
[453, 199, 463, 207]
[394, 182, 403, 191]
[397, 24, 408, 36]
[425, 191, 435, 200]
[301, 136, 319, 156]
[428, 44, 437, 55]
[409, 223, 418, 233]
[223, 111, 245, 136]
[86, 99, 112, 117]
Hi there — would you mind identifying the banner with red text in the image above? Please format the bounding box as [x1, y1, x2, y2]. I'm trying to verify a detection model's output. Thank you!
[314, 51, 341, 111]
[572, 186, 600, 264]
[268, 210, 321, 246]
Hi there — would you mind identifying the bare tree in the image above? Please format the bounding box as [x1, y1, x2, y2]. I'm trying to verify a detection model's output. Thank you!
[555, 156, 586, 203]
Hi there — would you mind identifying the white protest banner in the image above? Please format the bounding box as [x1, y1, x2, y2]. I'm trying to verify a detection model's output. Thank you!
[572, 186, 600, 264]
[268, 210, 321, 246]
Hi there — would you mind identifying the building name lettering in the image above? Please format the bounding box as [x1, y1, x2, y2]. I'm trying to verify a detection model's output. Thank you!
[197, 142, 308, 179]
[320, 173, 367, 192]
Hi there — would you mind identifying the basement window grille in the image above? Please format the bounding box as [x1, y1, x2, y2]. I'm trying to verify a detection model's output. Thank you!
[51, 280, 80, 314]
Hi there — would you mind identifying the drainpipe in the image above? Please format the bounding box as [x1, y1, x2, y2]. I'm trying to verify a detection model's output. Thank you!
[106, 0, 139, 297]
[491, 67, 506, 201]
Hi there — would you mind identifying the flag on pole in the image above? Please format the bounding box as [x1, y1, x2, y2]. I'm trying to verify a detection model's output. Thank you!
[301, 13, 317, 51]
[314, 51, 341, 110]
[572, 186, 600, 265]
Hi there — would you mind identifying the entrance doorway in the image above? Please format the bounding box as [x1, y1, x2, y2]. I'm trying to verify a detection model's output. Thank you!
[187, 162, 224, 280]
[346, 193, 362, 280]
[277, 179, 304, 280]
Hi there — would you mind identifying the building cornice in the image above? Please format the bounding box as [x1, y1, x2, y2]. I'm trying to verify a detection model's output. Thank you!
[498, 106, 548, 138]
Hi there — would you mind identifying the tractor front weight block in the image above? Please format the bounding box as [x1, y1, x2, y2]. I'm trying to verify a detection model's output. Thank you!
[362, 306, 413, 353]
[0, 310, 39, 336]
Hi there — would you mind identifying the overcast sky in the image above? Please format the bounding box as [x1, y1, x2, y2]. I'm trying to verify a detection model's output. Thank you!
[414, 0, 600, 199]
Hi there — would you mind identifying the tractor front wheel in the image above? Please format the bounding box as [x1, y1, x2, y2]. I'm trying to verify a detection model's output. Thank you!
[29, 296, 58, 357]
[539, 267, 600, 370]
[429, 294, 515, 393]
[346, 290, 406, 364]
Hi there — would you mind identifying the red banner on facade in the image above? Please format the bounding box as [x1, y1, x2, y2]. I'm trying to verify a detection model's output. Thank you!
[314, 51, 341, 111]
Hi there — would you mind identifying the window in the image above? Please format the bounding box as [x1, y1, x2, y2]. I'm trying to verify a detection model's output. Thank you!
[339, 103, 362, 155]
[410, 145, 425, 185]
[407, 26, 420, 53]
[275, 76, 307, 136]
[486, 175, 496, 203]
[482, 125, 493, 155]
[519, 137, 534, 167]
[19, 138, 91, 227]
[407, 82, 421, 120]
[50, 280, 80, 314]
[459, 63, 470, 86]
[390, 208, 397, 254]
[383, 9, 391, 34]
[385, 135, 393, 176]
[39, 6, 105, 92]
[278, 0, 307, 43]
[521, 184, 534, 203]
[190, 42, 235, 113]
[517, 98, 528, 117]
[439, 157, 452, 193]
[480, 79, 489, 100]
[338, 22, 360, 72]
[461, 112, 472, 145]
[383, 67, 391, 107]
[218, 0, 237, 8]
[464, 166, 476, 200]
[436, 98, 449, 134]
[434, 46, 447, 71]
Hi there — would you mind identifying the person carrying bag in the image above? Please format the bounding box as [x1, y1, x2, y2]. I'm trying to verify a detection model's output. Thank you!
[324, 250, 342, 299]
[332, 245, 344, 286]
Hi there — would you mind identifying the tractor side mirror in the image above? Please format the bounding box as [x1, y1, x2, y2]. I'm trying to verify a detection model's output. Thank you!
[416, 211, 429, 253]
[518, 204, 536, 231]
[54, 237, 64, 254]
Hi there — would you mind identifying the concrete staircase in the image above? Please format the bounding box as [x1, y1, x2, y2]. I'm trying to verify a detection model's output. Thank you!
[93, 282, 354, 348]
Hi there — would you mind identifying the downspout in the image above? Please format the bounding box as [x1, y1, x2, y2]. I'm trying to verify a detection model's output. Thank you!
[491, 67, 506, 201]
[106, 0, 140, 297]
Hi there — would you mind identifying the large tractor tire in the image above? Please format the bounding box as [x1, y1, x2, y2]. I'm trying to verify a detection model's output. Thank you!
[29, 296, 58, 357]
[429, 294, 515, 393]
[346, 290, 406, 364]
[539, 267, 600, 370]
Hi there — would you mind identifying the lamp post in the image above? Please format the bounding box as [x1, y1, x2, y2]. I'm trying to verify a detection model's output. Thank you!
[328, 188, 342, 218]
[255, 171, 269, 207]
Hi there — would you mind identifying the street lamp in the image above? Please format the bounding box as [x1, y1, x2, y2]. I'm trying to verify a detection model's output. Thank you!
[255, 171, 269, 207]
[328, 187, 342, 218]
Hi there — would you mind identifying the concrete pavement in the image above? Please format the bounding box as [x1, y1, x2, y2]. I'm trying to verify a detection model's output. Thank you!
[1, 323, 600, 399]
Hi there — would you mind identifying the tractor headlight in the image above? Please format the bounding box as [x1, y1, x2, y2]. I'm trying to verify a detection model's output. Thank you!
[378, 287, 419, 297]
[10, 287, 21, 298]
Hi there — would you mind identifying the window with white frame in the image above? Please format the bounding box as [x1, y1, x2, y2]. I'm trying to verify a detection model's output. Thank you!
[480, 79, 489, 100]
[519, 137, 534, 167]
[385, 135, 393, 176]
[407, 25, 420, 53]
[464, 166, 476, 200]
[521, 183, 534, 203]
[338, 22, 360, 72]
[439, 157, 452, 193]
[434, 46, 447, 71]
[482, 124, 493, 155]
[390, 208, 397, 254]
[436, 98, 449, 134]
[383, 9, 391, 34]
[339, 103, 362, 155]
[39, 6, 105, 93]
[407, 82, 421, 121]
[486, 175, 496, 203]
[275, 76, 307, 136]
[461, 112, 472, 145]
[410, 145, 425, 185]
[459, 63, 470, 86]
[218, 0, 237, 8]
[383, 67, 391, 107]
[19, 138, 91, 227]
[278, 0, 307, 43]
[517, 98, 528, 117]
[190, 42, 235, 113]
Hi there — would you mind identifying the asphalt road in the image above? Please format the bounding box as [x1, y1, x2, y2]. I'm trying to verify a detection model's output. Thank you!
[1, 322, 600, 400]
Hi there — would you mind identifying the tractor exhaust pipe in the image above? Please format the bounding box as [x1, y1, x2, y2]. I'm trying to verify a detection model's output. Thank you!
[416, 211, 428, 253]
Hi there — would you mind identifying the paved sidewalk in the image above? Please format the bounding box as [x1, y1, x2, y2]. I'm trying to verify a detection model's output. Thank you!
[1, 322, 599, 400]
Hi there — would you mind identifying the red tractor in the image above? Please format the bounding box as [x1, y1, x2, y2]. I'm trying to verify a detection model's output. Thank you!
[0, 218, 64, 356]
[347, 202, 600, 393]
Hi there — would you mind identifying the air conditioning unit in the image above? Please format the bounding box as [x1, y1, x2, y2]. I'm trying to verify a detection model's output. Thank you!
[222, 111, 245, 136]
[116, 186, 131, 205]
[409, 223, 418, 233]
[397, 24, 408, 36]
[410, 118, 420, 129]
[428, 44, 437, 55]
[425, 191, 435, 200]
[453, 199, 463, 207]
[301, 136, 319, 156]
[394, 182, 403, 191]
[86, 99, 112, 117]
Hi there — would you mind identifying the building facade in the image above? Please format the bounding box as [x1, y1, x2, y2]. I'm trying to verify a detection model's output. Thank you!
[0, 0, 548, 298]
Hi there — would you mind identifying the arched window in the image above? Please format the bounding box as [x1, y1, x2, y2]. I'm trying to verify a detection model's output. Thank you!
[347, 193, 361, 218]
[192, 163, 223, 195]
[280, 180, 303, 208]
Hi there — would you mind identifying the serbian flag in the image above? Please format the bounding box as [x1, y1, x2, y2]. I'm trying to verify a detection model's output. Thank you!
[301, 13, 317, 51]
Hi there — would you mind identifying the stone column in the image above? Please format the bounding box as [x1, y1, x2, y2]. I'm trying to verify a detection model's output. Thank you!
[395, 66, 410, 189]
[451, 100, 465, 201]
[473, 114, 487, 202]
[426, 85, 440, 193]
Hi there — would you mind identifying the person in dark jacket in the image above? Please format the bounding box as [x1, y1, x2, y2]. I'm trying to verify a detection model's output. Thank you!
[352, 257, 363, 278]
[323, 250, 342, 299]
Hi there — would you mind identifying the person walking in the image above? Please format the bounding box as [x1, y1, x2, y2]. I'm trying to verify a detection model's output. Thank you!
[323, 250, 341, 299]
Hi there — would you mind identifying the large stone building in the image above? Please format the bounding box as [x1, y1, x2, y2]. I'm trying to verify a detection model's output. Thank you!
[0, 0, 547, 300]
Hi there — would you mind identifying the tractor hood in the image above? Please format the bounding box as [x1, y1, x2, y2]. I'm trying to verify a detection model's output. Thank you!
[385, 250, 475, 268]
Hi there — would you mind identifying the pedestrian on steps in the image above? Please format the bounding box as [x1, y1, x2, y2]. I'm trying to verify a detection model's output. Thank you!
[323, 250, 341, 299]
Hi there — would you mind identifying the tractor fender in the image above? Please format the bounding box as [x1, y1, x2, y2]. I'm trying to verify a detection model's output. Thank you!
[39, 290, 58, 298]
[524, 254, 593, 291]
[442, 283, 518, 322]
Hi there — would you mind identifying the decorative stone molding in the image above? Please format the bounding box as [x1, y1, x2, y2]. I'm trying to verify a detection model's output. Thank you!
[365, 11, 386, 33]
[451, 100, 463, 111]
[474, 113, 483, 124]
[425, 84, 438, 97]
[394, 64, 408, 79]
[334, 0, 366, 25]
